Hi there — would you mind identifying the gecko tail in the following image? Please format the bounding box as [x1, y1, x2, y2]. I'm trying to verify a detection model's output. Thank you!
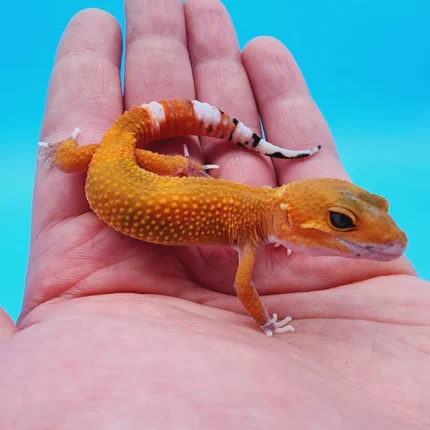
[189, 100, 321, 160]
[137, 99, 321, 161]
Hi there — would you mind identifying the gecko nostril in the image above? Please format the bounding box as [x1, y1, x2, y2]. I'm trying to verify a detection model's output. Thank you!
[384, 237, 407, 254]
[386, 238, 403, 248]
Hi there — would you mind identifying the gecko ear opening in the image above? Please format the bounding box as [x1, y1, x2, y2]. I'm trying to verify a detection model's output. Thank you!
[279, 203, 293, 228]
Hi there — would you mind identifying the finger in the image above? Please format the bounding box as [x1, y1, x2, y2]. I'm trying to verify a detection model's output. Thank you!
[33, 9, 123, 240]
[0, 307, 16, 340]
[242, 37, 349, 186]
[124, 0, 201, 160]
[184, 0, 276, 187]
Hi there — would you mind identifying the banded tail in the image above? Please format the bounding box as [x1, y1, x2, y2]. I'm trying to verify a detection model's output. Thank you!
[116, 99, 321, 160]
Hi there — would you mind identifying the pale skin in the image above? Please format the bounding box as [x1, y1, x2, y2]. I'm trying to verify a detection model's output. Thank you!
[1, 0, 430, 428]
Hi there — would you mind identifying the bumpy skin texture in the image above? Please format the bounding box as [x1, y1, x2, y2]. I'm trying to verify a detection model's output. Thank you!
[39, 98, 407, 335]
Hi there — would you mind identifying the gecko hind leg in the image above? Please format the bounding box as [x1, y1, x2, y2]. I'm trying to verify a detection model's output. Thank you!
[134, 147, 219, 178]
[38, 128, 101, 173]
[38, 130, 219, 177]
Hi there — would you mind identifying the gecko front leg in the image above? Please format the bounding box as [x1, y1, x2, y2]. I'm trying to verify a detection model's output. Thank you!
[234, 243, 295, 336]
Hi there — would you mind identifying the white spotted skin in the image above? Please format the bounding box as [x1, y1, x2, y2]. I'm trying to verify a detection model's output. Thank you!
[256, 138, 282, 154]
[148, 101, 166, 122]
[256, 138, 320, 159]
[141, 101, 166, 131]
[191, 100, 320, 159]
[138, 99, 320, 160]
[231, 122, 253, 144]
[191, 100, 222, 127]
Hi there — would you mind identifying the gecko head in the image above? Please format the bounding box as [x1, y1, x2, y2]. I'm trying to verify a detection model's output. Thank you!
[270, 178, 407, 261]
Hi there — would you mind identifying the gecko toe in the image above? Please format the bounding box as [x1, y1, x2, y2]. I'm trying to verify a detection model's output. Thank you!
[183, 144, 190, 157]
[261, 314, 295, 335]
[274, 324, 295, 334]
[273, 314, 295, 333]
[274, 315, 293, 328]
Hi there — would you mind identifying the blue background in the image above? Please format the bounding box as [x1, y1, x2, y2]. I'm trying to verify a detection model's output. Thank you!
[1, 0, 429, 322]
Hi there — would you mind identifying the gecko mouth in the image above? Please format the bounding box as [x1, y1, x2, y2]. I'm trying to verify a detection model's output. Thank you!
[338, 238, 406, 262]
[268, 235, 406, 262]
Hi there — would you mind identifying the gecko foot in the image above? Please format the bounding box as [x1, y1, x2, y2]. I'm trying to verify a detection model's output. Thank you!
[260, 313, 295, 336]
[272, 242, 292, 256]
[37, 143, 62, 167]
[37, 128, 81, 167]
[182, 144, 219, 178]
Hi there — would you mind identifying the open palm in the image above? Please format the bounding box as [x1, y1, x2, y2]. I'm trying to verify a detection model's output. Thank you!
[1, 1, 429, 428]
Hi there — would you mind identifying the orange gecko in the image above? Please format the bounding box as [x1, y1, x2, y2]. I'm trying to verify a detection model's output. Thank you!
[38, 99, 407, 336]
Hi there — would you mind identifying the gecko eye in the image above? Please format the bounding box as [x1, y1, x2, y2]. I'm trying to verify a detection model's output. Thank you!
[329, 211, 356, 230]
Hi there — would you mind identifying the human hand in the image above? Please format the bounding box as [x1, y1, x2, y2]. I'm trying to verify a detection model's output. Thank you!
[1, 0, 429, 428]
